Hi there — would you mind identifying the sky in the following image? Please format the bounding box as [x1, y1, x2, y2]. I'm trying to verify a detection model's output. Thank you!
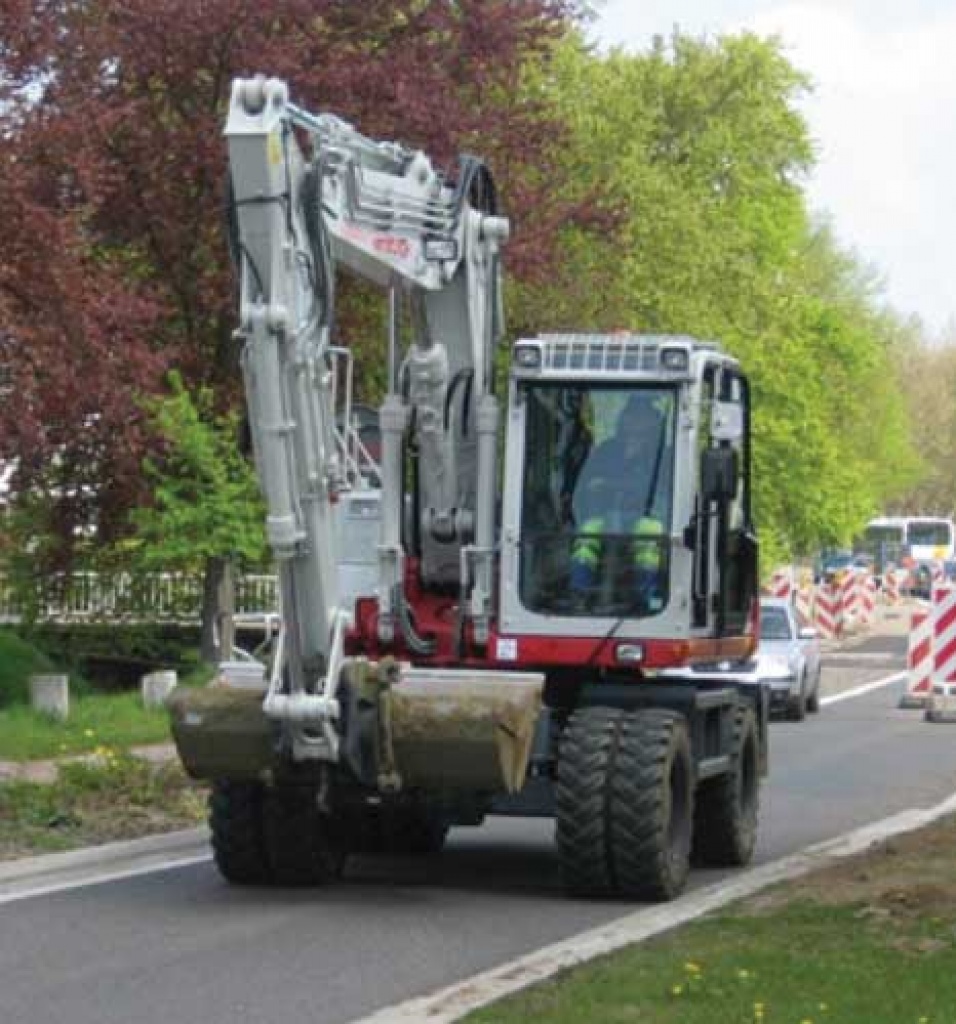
[591, 0, 956, 339]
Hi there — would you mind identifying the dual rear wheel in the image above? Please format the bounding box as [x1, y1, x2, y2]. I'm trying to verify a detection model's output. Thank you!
[555, 704, 759, 900]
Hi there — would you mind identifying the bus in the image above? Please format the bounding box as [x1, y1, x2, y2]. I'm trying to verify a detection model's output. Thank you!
[862, 516, 955, 571]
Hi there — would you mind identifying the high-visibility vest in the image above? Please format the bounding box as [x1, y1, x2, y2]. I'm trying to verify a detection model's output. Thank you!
[633, 516, 664, 570]
[571, 516, 664, 569]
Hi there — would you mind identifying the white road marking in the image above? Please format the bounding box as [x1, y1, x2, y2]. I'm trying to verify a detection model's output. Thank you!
[0, 828, 209, 906]
[0, 855, 210, 905]
[354, 791, 956, 1024]
[820, 670, 906, 706]
[355, 660, 919, 1023]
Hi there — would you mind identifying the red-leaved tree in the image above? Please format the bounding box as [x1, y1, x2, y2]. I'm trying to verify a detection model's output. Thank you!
[0, 0, 602, 576]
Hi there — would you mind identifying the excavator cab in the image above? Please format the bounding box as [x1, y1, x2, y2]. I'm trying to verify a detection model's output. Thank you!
[497, 334, 759, 670]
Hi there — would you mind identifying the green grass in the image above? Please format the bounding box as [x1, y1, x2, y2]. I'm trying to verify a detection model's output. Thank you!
[0, 691, 174, 760]
[0, 753, 206, 857]
[464, 816, 956, 1024]
[0, 624, 215, 761]
[467, 893, 956, 1024]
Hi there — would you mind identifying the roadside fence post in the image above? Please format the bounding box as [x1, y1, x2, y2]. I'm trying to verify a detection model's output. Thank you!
[29, 674, 69, 720]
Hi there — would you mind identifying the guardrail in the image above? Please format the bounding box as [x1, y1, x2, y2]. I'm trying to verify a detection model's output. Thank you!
[0, 571, 279, 625]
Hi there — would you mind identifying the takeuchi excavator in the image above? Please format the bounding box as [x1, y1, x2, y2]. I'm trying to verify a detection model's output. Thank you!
[169, 75, 765, 900]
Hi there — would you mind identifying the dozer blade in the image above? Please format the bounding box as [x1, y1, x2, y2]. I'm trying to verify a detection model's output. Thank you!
[385, 667, 544, 794]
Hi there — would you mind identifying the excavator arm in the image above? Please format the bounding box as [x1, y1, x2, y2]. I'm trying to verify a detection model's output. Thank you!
[225, 76, 509, 758]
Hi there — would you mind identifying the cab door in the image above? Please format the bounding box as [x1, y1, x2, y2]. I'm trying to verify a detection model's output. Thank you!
[712, 368, 757, 635]
[692, 364, 757, 635]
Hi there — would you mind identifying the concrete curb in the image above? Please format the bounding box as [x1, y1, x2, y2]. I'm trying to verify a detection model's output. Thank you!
[350, 792, 956, 1024]
[0, 827, 208, 904]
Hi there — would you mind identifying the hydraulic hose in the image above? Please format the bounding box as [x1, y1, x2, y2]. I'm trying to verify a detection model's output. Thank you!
[392, 584, 437, 657]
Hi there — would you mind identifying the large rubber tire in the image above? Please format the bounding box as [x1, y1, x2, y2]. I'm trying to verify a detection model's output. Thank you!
[807, 672, 821, 714]
[556, 707, 694, 900]
[262, 785, 345, 886]
[208, 780, 270, 885]
[787, 678, 808, 721]
[691, 705, 760, 867]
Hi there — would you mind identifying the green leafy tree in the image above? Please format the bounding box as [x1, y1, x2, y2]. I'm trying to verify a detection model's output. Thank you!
[888, 323, 956, 518]
[131, 372, 266, 661]
[513, 30, 917, 563]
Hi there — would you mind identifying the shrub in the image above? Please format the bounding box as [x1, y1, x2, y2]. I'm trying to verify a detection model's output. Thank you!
[0, 629, 57, 708]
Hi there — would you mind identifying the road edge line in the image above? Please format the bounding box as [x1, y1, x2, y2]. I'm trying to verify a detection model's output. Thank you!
[0, 827, 209, 904]
[351, 792, 956, 1024]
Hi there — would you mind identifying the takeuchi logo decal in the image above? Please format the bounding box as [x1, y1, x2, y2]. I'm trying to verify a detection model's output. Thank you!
[340, 223, 413, 260]
[372, 235, 412, 259]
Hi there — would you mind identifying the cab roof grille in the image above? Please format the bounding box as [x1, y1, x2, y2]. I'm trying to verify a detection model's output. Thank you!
[535, 334, 688, 373]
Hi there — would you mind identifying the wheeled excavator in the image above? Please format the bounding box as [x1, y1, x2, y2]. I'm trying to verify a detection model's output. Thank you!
[169, 76, 766, 900]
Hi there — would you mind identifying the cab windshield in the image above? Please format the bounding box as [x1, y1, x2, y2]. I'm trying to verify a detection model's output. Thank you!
[518, 384, 676, 617]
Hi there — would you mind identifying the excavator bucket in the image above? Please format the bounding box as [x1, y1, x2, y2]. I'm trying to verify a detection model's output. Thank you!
[168, 677, 274, 782]
[384, 667, 544, 794]
[168, 658, 544, 794]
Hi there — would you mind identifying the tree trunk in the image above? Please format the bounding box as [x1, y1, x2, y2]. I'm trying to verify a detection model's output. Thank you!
[201, 555, 235, 664]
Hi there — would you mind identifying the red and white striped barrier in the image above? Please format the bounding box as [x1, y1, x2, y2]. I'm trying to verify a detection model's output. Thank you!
[861, 575, 877, 625]
[882, 566, 901, 605]
[813, 583, 841, 640]
[900, 604, 933, 708]
[927, 584, 956, 722]
[765, 567, 793, 600]
[838, 570, 864, 632]
[932, 584, 956, 682]
[794, 584, 813, 626]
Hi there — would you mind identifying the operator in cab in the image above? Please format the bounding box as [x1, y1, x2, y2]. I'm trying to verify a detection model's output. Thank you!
[569, 392, 671, 612]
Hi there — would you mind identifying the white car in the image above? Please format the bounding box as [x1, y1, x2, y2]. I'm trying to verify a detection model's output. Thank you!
[658, 598, 822, 721]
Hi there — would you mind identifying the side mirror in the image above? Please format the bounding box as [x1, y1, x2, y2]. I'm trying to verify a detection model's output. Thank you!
[701, 446, 739, 502]
[798, 626, 818, 641]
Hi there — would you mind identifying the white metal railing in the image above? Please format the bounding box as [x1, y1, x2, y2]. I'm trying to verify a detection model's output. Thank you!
[0, 571, 279, 625]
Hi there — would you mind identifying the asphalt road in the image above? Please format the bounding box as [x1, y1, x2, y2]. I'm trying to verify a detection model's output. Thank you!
[4, 628, 955, 1024]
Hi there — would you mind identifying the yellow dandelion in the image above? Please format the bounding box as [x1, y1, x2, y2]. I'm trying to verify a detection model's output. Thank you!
[684, 961, 702, 974]
[671, 985, 684, 996]
[84, 729, 95, 738]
